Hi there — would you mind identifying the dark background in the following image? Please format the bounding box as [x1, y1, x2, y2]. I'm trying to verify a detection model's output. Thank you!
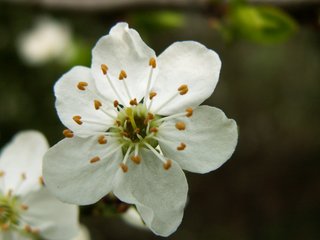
[0, 1, 319, 239]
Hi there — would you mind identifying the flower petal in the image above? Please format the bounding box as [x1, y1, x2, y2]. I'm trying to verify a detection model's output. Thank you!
[43, 136, 123, 205]
[55, 66, 114, 137]
[91, 22, 156, 106]
[150, 41, 221, 115]
[0, 131, 48, 196]
[113, 148, 188, 237]
[22, 187, 79, 240]
[158, 105, 238, 173]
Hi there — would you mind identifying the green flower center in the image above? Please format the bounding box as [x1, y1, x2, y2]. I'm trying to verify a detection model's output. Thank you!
[0, 194, 21, 230]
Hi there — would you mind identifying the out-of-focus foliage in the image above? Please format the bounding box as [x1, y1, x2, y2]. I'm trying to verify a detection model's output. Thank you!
[218, 1, 298, 43]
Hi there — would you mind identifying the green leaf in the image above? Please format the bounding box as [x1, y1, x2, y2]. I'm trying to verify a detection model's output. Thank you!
[227, 5, 298, 44]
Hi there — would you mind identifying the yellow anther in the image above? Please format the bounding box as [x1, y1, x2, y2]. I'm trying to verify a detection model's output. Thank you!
[163, 160, 172, 170]
[32, 228, 40, 235]
[94, 100, 102, 110]
[77, 82, 88, 91]
[39, 176, 45, 186]
[21, 204, 29, 211]
[186, 107, 193, 117]
[149, 91, 157, 100]
[150, 127, 158, 133]
[175, 121, 186, 130]
[131, 155, 141, 164]
[120, 163, 128, 173]
[177, 142, 186, 151]
[101, 64, 108, 75]
[98, 135, 107, 144]
[119, 70, 127, 80]
[178, 84, 189, 95]
[130, 98, 138, 106]
[114, 100, 119, 108]
[115, 120, 121, 126]
[90, 156, 100, 164]
[25, 225, 32, 233]
[0, 170, 5, 177]
[144, 112, 154, 125]
[149, 57, 157, 68]
[134, 128, 141, 134]
[73, 115, 83, 125]
[63, 129, 74, 138]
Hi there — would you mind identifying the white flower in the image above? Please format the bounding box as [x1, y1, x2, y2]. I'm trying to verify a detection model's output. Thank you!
[0, 131, 79, 239]
[43, 22, 238, 237]
[17, 16, 74, 65]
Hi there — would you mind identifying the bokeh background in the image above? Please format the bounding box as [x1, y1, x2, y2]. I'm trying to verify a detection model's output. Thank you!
[0, 0, 319, 239]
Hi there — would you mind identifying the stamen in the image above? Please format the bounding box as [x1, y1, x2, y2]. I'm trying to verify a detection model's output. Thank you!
[178, 84, 189, 95]
[149, 57, 157, 68]
[150, 127, 158, 133]
[73, 115, 83, 125]
[186, 107, 193, 117]
[39, 176, 45, 186]
[118, 70, 127, 80]
[63, 129, 74, 138]
[163, 160, 172, 170]
[130, 98, 138, 106]
[1, 223, 9, 230]
[101, 64, 108, 75]
[0, 170, 5, 177]
[175, 121, 186, 130]
[149, 91, 157, 100]
[90, 156, 101, 164]
[120, 163, 128, 173]
[130, 155, 141, 164]
[98, 135, 107, 144]
[21, 173, 26, 181]
[21, 204, 29, 211]
[94, 100, 102, 110]
[144, 58, 156, 105]
[77, 82, 88, 91]
[144, 112, 154, 125]
[25, 225, 32, 233]
[114, 100, 119, 108]
[177, 142, 186, 151]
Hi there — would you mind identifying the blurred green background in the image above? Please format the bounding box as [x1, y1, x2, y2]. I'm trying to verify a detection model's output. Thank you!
[0, 0, 319, 239]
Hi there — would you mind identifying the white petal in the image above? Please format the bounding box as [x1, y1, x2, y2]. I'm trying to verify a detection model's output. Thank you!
[22, 187, 79, 240]
[91, 22, 156, 106]
[72, 224, 91, 240]
[43, 136, 123, 205]
[113, 148, 188, 237]
[122, 206, 147, 230]
[0, 131, 48, 196]
[158, 106, 238, 173]
[150, 41, 221, 115]
[55, 66, 114, 137]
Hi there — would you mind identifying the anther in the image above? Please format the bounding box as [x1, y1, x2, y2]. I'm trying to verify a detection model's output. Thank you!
[149, 57, 157, 68]
[178, 84, 189, 95]
[98, 135, 107, 144]
[130, 98, 138, 106]
[94, 100, 102, 110]
[101, 64, 108, 75]
[115, 120, 121, 126]
[186, 107, 193, 117]
[149, 91, 157, 100]
[177, 142, 186, 151]
[21, 204, 29, 211]
[120, 163, 128, 173]
[73, 115, 83, 125]
[63, 129, 74, 138]
[39, 176, 45, 186]
[175, 121, 186, 130]
[77, 82, 88, 91]
[163, 160, 172, 170]
[131, 155, 141, 164]
[0, 170, 5, 177]
[150, 127, 158, 133]
[90, 156, 100, 164]
[144, 112, 154, 125]
[1, 223, 9, 231]
[118, 70, 127, 80]
[134, 128, 141, 134]
[25, 225, 32, 233]
[114, 100, 119, 108]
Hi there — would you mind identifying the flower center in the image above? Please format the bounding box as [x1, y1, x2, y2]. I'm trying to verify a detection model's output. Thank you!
[0, 194, 21, 230]
[112, 103, 160, 152]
